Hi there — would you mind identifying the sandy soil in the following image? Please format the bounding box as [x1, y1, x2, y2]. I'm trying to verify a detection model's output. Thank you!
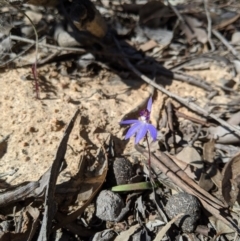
[0, 62, 233, 187]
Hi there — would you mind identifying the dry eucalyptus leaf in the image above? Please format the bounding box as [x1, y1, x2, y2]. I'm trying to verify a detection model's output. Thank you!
[209, 216, 235, 235]
[208, 125, 240, 144]
[142, 28, 173, 49]
[202, 140, 222, 190]
[176, 146, 203, 169]
[174, 146, 203, 181]
[208, 111, 240, 144]
[24, 10, 42, 24]
[231, 32, 240, 44]
[221, 151, 240, 206]
[170, 154, 200, 181]
[54, 24, 81, 47]
[115, 224, 140, 241]
[181, 16, 208, 44]
[153, 213, 184, 241]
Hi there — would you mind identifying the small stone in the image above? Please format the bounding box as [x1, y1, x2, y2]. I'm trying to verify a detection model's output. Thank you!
[165, 192, 201, 232]
[96, 190, 124, 221]
[113, 157, 133, 185]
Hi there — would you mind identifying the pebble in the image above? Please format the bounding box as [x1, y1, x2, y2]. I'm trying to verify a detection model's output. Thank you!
[96, 190, 124, 221]
[113, 157, 133, 185]
[165, 192, 201, 232]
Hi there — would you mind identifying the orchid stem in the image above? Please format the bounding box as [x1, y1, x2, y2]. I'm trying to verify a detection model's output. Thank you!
[146, 136, 152, 180]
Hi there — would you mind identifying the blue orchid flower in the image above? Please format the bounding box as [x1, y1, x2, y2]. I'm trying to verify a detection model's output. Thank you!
[120, 97, 157, 144]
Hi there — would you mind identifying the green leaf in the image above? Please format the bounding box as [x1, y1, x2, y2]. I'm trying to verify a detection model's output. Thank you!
[111, 182, 159, 192]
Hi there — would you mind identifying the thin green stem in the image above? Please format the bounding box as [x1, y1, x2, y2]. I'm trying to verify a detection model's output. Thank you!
[145, 136, 152, 180]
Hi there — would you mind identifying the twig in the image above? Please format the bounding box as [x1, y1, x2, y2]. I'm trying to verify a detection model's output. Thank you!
[173, 71, 213, 91]
[9, 35, 86, 53]
[214, 13, 240, 30]
[0, 181, 39, 207]
[175, 110, 211, 127]
[8, 35, 145, 62]
[204, 0, 215, 51]
[166, 0, 185, 24]
[136, 63, 213, 91]
[166, 100, 176, 153]
[212, 29, 240, 60]
[189, 124, 202, 145]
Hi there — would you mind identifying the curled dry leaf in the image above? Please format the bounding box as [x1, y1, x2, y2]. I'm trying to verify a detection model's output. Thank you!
[221, 151, 240, 207]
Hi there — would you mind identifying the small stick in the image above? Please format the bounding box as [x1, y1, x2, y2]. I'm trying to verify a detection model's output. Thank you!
[212, 29, 240, 60]
[204, 0, 215, 51]
[9, 35, 86, 54]
[214, 13, 240, 30]
[166, 100, 176, 153]
[175, 110, 211, 127]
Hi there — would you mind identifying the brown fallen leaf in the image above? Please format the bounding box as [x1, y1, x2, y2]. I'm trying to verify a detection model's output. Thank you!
[172, 146, 204, 182]
[221, 151, 240, 207]
[200, 140, 222, 191]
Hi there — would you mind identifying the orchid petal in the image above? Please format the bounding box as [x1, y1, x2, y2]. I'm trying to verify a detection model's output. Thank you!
[147, 124, 157, 141]
[125, 121, 142, 140]
[120, 119, 139, 125]
[135, 123, 148, 144]
[147, 96, 152, 112]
